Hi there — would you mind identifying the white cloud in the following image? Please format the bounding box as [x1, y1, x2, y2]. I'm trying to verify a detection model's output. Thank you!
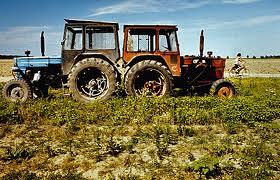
[89, 0, 212, 17]
[0, 26, 61, 56]
[184, 14, 280, 32]
[222, 0, 261, 4]
[89, 0, 262, 16]
[90, 0, 155, 16]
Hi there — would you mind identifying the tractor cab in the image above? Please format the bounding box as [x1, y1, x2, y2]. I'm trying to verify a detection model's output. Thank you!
[123, 25, 181, 76]
[61, 19, 120, 76]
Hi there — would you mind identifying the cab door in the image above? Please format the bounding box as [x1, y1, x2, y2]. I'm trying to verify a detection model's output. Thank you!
[61, 26, 84, 75]
[158, 29, 181, 76]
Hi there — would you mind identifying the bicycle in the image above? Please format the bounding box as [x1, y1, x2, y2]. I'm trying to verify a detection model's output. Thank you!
[228, 65, 250, 78]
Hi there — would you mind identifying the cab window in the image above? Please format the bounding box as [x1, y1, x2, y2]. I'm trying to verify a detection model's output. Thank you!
[127, 29, 156, 52]
[159, 29, 178, 52]
[64, 26, 82, 50]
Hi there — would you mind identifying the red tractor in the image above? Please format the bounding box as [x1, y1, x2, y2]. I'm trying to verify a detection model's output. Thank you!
[122, 25, 236, 97]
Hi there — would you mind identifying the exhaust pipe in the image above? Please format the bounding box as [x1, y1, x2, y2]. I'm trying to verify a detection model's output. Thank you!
[41, 31, 45, 56]
[199, 30, 204, 57]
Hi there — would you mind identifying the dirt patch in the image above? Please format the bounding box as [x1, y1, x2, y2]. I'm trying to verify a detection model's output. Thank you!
[0, 59, 13, 77]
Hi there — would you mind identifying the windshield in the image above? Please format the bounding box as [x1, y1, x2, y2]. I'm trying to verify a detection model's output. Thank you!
[64, 26, 82, 50]
[86, 26, 116, 50]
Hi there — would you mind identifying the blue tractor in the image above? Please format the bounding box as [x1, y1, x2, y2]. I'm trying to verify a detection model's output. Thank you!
[3, 19, 121, 103]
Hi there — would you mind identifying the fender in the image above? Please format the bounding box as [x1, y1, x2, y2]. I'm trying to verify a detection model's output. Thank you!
[123, 54, 172, 76]
[72, 52, 122, 83]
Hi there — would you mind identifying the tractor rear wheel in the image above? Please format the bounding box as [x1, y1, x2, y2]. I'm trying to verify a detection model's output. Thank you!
[125, 60, 173, 96]
[210, 79, 236, 98]
[68, 58, 116, 103]
[2, 79, 32, 102]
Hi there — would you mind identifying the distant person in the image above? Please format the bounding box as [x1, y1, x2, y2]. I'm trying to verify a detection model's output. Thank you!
[233, 53, 245, 73]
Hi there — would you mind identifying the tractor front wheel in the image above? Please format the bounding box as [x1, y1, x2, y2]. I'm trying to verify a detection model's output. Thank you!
[125, 60, 173, 97]
[210, 79, 236, 98]
[2, 79, 32, 102]
[68, 58, 116, 103]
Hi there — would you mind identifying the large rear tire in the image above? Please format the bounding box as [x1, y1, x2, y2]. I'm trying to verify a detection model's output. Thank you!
[68, 58, 117, 103]
[2, 79, 32, 103]
[125, 60, 173, 97]
[210, 79, 236, 98]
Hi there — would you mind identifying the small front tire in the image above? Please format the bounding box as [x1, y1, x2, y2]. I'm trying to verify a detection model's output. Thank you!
[2, 79, 32, 102]
[210, 79, 236, 98]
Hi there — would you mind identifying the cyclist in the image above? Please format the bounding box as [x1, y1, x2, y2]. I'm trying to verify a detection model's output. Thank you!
[233, 53, 245, 73]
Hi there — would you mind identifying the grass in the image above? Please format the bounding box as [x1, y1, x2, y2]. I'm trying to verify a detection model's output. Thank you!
[0, 77, 279, 179]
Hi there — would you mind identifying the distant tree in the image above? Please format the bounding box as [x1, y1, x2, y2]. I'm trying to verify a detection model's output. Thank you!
[247, 55, 249, 58]
[260, 56, 264, 59]
[226, 56, 229, 59]
[252, 56, 256, 59]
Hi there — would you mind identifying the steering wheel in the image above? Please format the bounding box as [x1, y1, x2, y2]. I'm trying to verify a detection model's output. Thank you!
[161, 45, 169, 51]
[195, 60, 207, 68]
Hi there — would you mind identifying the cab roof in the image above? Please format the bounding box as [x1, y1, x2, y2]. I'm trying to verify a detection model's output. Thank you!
[64, 19, 119, 28]
[124, 24, 177, 29]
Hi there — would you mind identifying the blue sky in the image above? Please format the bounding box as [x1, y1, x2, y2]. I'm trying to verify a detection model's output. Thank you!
[0, 0, 279, 57]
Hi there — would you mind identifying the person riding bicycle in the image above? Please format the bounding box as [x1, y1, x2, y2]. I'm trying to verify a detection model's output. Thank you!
[233, 53, 245, 73]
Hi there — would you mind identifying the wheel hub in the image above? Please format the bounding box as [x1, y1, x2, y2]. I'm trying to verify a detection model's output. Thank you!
[218, 87, 233, 98]
[134, 67, 167, 97]
[84, 77, 107, 97]
[10, 87, 24, 99]
[143, 80, 163, 95]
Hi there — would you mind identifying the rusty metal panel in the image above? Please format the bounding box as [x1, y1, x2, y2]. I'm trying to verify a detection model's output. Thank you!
[123, 25, 181, 77]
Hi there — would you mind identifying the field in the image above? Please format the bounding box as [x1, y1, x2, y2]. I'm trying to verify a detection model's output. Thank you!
[0, 59, 13, 77]
[226, 58, 280, 74]
[1, 58, 280, 79]
[0, 78, 279, 179]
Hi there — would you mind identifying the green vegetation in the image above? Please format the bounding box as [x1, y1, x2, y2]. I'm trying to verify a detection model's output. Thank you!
[0, 78, 279, 179]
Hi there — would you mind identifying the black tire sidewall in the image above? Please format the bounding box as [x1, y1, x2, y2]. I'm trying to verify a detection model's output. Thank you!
[125, 60, 173, 96]
[210, 79, 236, 97]
[2, 79, 32, 102]
[68, 58, 116, 103]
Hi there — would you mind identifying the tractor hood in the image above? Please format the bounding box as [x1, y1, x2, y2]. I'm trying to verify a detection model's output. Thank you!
[13, 56, 61, 72]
